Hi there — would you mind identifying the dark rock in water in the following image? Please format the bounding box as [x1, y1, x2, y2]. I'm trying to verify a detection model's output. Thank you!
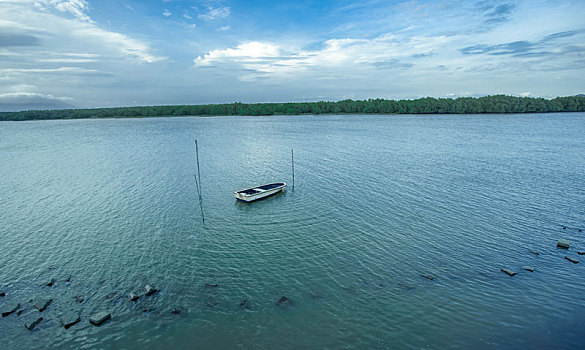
[34, 298, 53, 312]
[529, 250, 540, 256]
[578, 251, 585, 255]
[171, 308, 181, 315]
[145, 285, 158, 296]
[129, 293, 139, 301]
[17, 310, 25, 316]
[64, 275, 71, 282]
[89, 312, 111, 326]
[563, 226, 566, 230]
[579, 229, 582, 232]
[46, 279, 55, 287]
[421, 274, 434, 281]
[73, 296, 84, 303]
[25, 317, 43, 331]
[239, 299, 251, 309]
[205, 283, 218, 288]
[2, 303, 20, 317]
[142, 307, 151, 313]
[523, 266, 535, 272]
[501, 268, 517, 277]
[61, 311, 80, 329]
[0, 292, 5, 297]
[565, 256, 579, 264]
[276, 296, 291, 306]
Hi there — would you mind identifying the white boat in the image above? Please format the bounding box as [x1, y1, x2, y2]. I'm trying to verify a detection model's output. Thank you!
[234, 182, 286, 202]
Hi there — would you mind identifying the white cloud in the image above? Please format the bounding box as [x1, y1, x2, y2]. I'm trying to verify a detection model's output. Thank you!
[218, 25, 230, 31]
[35, 0, 93, 23]
[163, 9, 172, 17]
[198, 6, 230, 21]
[183, 13, 192, 20]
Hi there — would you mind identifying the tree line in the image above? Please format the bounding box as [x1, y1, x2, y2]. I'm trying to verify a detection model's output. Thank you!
[1, 95, 584, 121]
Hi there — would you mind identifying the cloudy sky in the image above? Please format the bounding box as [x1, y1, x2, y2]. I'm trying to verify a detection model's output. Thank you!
[0, 0, 584, 111]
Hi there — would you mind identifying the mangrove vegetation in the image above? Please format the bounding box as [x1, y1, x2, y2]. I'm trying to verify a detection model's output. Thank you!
[1, 95, 584, 121]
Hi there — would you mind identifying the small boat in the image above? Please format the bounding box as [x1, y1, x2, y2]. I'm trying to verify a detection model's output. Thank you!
[234, 182, 286, 202]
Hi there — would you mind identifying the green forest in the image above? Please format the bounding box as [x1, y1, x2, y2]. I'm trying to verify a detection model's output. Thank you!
[1, 95, 584, 121]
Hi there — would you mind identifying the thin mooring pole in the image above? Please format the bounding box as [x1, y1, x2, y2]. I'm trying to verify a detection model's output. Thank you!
[291, 148, 295, 189]
[195, 140, 205, 223]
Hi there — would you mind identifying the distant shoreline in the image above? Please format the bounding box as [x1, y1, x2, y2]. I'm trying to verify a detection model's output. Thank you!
[1, 95, 584, 121]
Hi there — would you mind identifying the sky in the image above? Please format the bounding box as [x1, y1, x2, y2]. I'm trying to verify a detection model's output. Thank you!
[0, 0, 584, 111]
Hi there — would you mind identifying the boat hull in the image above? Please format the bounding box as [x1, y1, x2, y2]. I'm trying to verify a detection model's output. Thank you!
[234, 182, 286, 202]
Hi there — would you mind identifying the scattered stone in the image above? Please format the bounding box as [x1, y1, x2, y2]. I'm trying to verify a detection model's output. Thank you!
[145, 285, 158, 296]
[89, 312, 111, 326]
[46, 279, 55, 287]
[276, 296, 291, 306]
[129, 293, 139, 301]
[2, 303, 20, 317]
[529, 250, 540, 256]
[171, 308, 181, 315]
[205, 283, 218, 288]
[421, 274, 434, 281]
[73, 296, 84, 303]
[578, 251, 585, 255]
[523, 266, 535, 272]
[25, 317, 43, 331]
[61, 311, 80, 329]
[565, 256, 579, 264]
[501, 268, 517, 277]
[557, 239, 570, 249]
[34, 298, 53, 312]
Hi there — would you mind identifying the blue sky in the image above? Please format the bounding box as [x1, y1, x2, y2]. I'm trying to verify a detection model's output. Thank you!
[0, 0, 584, 111]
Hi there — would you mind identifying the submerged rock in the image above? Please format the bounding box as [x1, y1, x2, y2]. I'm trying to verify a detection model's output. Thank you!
[529, 250, 540, 256]
[0, 292, 5, 297]
[501, 268, 517, 277]
[523, 267, 535, 272]
[276, 296, 291, 306]
[239, 299, 251, 309]
[61, 312, 80, 329]
[565, 256, 579, 264]
[578, 251, 585, 255]
[1, 303, 20, 317]
[64, 275, 72, 282]
[171, 308, 181, 315]
[205, 283, 219, 288]
[73, 296, 85, 303]
[89, 312, 111, 326]
[129, 293, 139, 301]
[25, 317, 43, 331]
[34, 298, 52, 312]
[145, 285, 158, 296]
[46, 279, 55, 287]
[421, 274, 434, 281]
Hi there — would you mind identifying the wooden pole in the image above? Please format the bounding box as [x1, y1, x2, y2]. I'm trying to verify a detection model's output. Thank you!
[291, 148, 295, 189]
[195, 140, 205, 223]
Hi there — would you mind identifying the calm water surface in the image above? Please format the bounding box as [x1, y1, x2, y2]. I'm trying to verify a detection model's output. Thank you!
[1, 113, 584, 349]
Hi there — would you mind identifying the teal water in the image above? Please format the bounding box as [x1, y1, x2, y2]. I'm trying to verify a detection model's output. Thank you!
[1, 113, 584, 349]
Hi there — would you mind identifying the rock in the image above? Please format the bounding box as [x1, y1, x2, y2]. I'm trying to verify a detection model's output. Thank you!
[578, 251, 585, 255]
[145, 285, 158, 296]
[562, 226, 566, 230]
[565, 256, 579, 264]
[239, 299, 250, 309]
[1, 303, 20, 317]
[61, 311, 80, 329]
[171, 308, 181, 315]
[205, 283, 218, 288]
[129, 293, 139, 301]
[64, 275, 71, 282]
[73, 296, 84, 303]
[421, 274, 434, 280]
[523, 267, 535, 272]
[0, 292, 5, 297]
[25, 317, 43, 331]
[17, 310, 24, 316]
[501, 268, 517, 277]
[34, 298, 52, 312]
[579, 229, 583, 232]
[89, 312, 111, 326]
[142, 307, 151, 313]
[529, 250, 540, 256]
[276, 296, 291, 306]
[557, 239, 570, 248]
[46, 279, 55, 287]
